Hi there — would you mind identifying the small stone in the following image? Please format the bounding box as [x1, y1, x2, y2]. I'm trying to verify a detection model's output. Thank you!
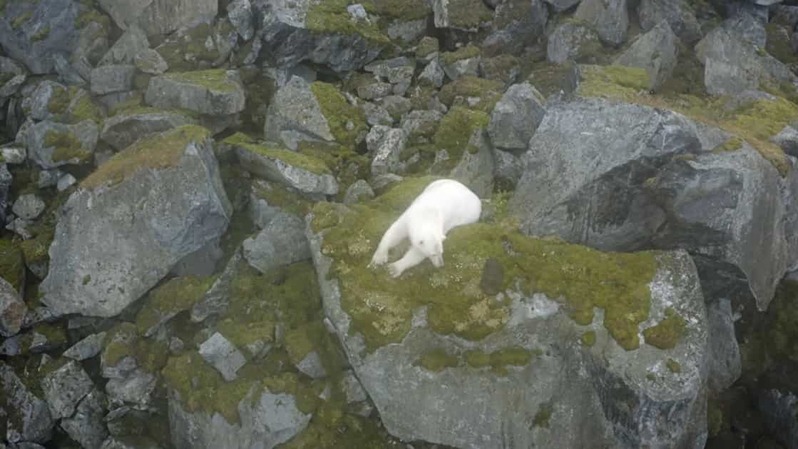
[242, 212, 311, 273]
[63, 332, 107, 361]
[343, 180, 375, 205]
[41, 360, 96, 419]
[347, 4, 368, 21]
[295, 351, 327, 379]
[133, 49, 169, 75]
[57, 173, 77, 191]
[0, 277, 26, 337]
[12, 194, 46, 221]
[0, 145, 27, 164]
[198, 332, 247, 381]
[772, 125, 798, 157]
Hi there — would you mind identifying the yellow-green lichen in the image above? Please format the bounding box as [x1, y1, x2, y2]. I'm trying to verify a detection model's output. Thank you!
[666, 358, 681, 373]
[135, 276, 214, 335]
[310, 82, 369, 149]
[464, 346, 535, 375]
[47, 85, 71, 115]
[251, 181, 313, 218]
[440, 45, 481, 66]
[438, 76, 503, 112]
[306, 0, 391, 45]
[311, 177, 660, 351]
[297, 141, 370, 199]
[102, 323, 168, 374]
[580, 331, 596, 347]
[11, 11, 32, 30]
[81, 125, 210, 189]
[31, 25, 49, 41]
[223, 132, 332, 175]
[0, 239, 25, 291]
[161, 69, 240, 93]
[766, 24, 798, 66]
[44, 129, 92, 163]
[445, 0, 493, 30]
[432, 106, 490, 170]
[642, 308, 686, 350]
[533, 402, 553, 428]
[362, 0, 430, 21]
[711, 136, 743, 153]
[415, 37, 439, 59]
[577, 65, 650, 100]
[416, 348, 460, 372]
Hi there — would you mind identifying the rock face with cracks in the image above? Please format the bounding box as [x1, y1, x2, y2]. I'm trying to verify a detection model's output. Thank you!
[39, 125, 232, 317]
[306, 177, 710, 449]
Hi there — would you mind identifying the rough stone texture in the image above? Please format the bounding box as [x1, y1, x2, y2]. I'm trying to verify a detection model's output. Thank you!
[168, 386, 311, 449]
[638, 0, 702, 43]
[488, 82, 546, 151]
[0, 74, 26, 99]
[60, 390, 109, 449]
[242, 212, 311, 274]
[134, 48, 169, 75]
[546, 22, 601, 64]
[493, 148, 523, 190]
[253, 0, 385, 74]
[307, 212, 709, 449]
[198, 332, 247, 381]
[263, 76, 334, 150]
[367, 125, 407, 176]
[706, 299, 741, 393]
[613, 20, 678, 90]
[441, 55, 480, 81]
[1, 362, 55, 444]
[99, 0, 217, 36]
[145, 70, 246, 116]
[25, 120, 99, 169]
[172, 239, 223, 277]
[418, 58, 446, 88]
[483, 0, 548, 56]
[24, 80, 68, 122]
[234, 146, 339, 197]
[98, 25, 150, 66]
[101, 110, 198, 150]
[343, 179, 375, 205]
[510, 98, 790, 311]
[773, 126, 798, 158]
[0, 0, 81, 74]
[105, 369, 157, 409]
[0, 277, 26, 337]
[227, 0, 254, 40]
[758, 389, 798, 449]
[294, 351, 326, 379]
[90, 64, 136, 95]
[12, 194, 46, 221]
[63, 332, 107, 361]
[448, 129, 495, 198]
[544, 0, 582, 12]
[696, 27, 797, 96]
[574, 0, 629, 46]
[39, 128, 232, 317]
[0, 145, 26, 164]
[0, 165, 11, 227]
[431, 0, 493, 31]
[722, 10, 766, 49]
[41, 360, 95, 420]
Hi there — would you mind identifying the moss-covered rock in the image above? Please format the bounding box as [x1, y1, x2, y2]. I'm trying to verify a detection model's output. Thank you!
[310, 82, 369, 149]
[432, 106, 490, 172]
[438, 76, 503, 112]
[135, 276, 215, 336]
[306, 0, 391, 45]
[0, 239, 25, 292]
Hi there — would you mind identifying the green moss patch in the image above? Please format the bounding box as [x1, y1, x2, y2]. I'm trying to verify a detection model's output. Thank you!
[464, 346, 535, 375]
[44, 129, 92, 163]
[440, 45, 481, 66]
[362, 0, 430, 21]
[432, 106, 490, 171]
[310, 177, 660, 351]
[135, 276, 214, 335]
[102, 323, 169, 374]
[82, 125, 210, 189]
[306, 0, 390, 44]
[310, 82, 369, 149]
[161, 69, 240, 93]
[445, 0, 493, 30]
[438, 76, 503, 112]
[580, 331, 596, 347]
[533, 402, 553, 428]
[642, 308, 686, 350]
[0, 239, 25, 291]
[223, 132, 332, 175]
[416, 348, 460, 372]
[666, 358, 681, 373]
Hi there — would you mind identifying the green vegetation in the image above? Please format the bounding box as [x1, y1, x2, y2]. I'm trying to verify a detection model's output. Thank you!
[440, 45, 481, 66]
[223, 133, 332, 175]
[580, 331, 596, 347]
[135, 276, 215, 335]
[533, 402, 553, 428]
[161, 69, 240, 93]
[438, 76, 503, 112]
[310, 82, 369, 149]
[44, 129, 92, 163]
[306, 0, 390, 44]
[432, 107, 490, 171]
[0, 239, 25, 291]
[642, 308, 687, 350]
[463, 347, 536, 375]
[31, 25, 49, 41]
[417, 348, 460, 372]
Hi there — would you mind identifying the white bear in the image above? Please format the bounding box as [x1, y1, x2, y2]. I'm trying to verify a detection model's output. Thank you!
[368, 179, 482, 278]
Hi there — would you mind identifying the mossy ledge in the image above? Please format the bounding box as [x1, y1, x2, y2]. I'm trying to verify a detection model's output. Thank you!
[81, 125, 211, 189]
[223, 132, 332, 175]
[309, 82, 368, 149]
[160, 69, 240, 93]
[310, 176, 661, 352]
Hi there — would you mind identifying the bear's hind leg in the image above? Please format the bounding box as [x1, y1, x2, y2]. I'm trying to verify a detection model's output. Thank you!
[388, 247, 427, 278]
[369, 219, 406, 268]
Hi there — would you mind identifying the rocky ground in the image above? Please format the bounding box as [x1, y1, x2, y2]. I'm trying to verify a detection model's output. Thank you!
[1, 0, 798, 448]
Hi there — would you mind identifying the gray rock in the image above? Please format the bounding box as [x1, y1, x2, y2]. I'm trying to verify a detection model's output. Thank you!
[99, 0, 217, 36]
[234, 142, 339, 197]
[145, 70, 246, 116]
[440, 54, 480, 81]
[758, 389, 798, 449]
[356, 81, 393, 101]
[613, 20, 678, 90]
[488, 82, 546, 151]
[64, 332, 107, 361]
[380, 95, 413, 120]
[696, 27, 797, 96]
[105, 369, 157, 409]
[294, 351, 326, 379]
[400, 110, 444, 141]
[306, 205, 709, 449]
[546, 21, 601, 64]
[772, 125, 798, 158]
[263, 76, 334, 150]
[361, 101, 393, 126]
[253, 0, 385, 74]
[0, 0, 81, 74]
[101, 109, 198, 151]
[722, 10, 766, 48]
[96, 0, 151, 31]
[198, 332, 247, 381]
[171, 239, 223, 277]
[227, 0, 254, 41]
[0, 277, 26, 337]
[706, 299, 741, 392]
[41, 360, 95, 419]
[133, 49, 168, 75]
[574, 0, 629, 46]
[543, 0, 582, 12]
[100, 436, 163, 449]
[23, 80, 69, 122]
[483, 0, 548, 56]
[493, 148, 523, 190]
[343, 179, 375, 205]
[25, 120, 99, 169]
[431, 0, 493, 31]
[57, 173, 77, 191]
[12, 193, 45, 221]
[448, 128, 495, 198]
[638, 0, 702, 44]
[418, 58, 446, 88]
[0, 145, 26, 165]
[367, 126, 407, 176]
[242, 213, 311, 274]
[341, 370, 368, 403]
[0, 74, 26, 99]
[0, 164, 11, 226]
[0, 362, 54, 443]
[91, 64, 136, 95]
[168, 385, 311, 449]
[39, 126, 232, 317]
[386, 18, 427, 44]
[191, 250, 242, 323]
[98, 25, 150, 66]
[364, 57, 415, 97]
[60, 390, 109, 449]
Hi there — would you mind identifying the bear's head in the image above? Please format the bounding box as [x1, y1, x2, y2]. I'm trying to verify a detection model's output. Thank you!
[409, 223, 446, 267]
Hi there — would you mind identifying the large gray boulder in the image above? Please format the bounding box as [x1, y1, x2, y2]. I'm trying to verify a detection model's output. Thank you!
[306, 181, 709, 449]
[613, 20, 678, 90]
[98, 0, 217, 36]
[100, 109, 198, 150]
[39, 125, 232, 317]
[145, 69, 246, 116]
[637, 0, 702, 43]
[574, 0, 629, 46]
[263, 76, 334, 150]
[509, 98, 790, 311]
[488, 82, 546, 151]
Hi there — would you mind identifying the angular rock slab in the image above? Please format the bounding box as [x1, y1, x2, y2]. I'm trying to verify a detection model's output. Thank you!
[305, 191, 709, 449]
[263, 76, 335, 150]
[145, 69, 246, 116]
[0, 276, 27, 337]
[40, 125, 232, 317]
[98, 0, 217, 36]
[100, 108, 198, 151]
[613, 20, 678, 90]
[0, 362, 55, 443]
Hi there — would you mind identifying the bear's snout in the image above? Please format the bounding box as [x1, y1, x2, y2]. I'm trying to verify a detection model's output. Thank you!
[430, 255, 444, 268]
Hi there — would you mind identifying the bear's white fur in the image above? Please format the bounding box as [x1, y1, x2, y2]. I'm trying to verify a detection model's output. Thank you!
[369, 179, 482, 278]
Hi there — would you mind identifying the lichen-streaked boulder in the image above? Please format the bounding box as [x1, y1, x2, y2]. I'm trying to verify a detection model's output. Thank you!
[488, 81, 546, 151]
[39, 125, 232, 317]
[483, 0, 548, 56]
[100, 108, 199, 150]
[145, 69, 246, 116]
[25, 120, 99, 169]
[546, 21, 602, 64]
[98, 0, 217, 36]
[0, 0, 82, 74]
[242, 212, 311, 274]
[637, 0, 702, 44]
[224, 133, 338, 198]
[0, 276, 26, 337]
[431, 0, 493, 32]
[0, 361, 55, 443]
[306, 177, 709, 449]
[613, 20, 678, 90]
[574, 0, 629, 46]
[252, 0, 388, 74]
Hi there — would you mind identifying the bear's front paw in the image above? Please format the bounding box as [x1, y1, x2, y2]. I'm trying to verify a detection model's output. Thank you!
[368, 251, 388, 268]
[387, 262, 404, 278]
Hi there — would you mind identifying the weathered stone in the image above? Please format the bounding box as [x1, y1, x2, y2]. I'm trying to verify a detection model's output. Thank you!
[483, 0, 548, 56]
[145, 70, 246, 116]
[448, 128, 495, 198]
[343, 179, 375, 205]
[263, 76, 334, 150]
[39, 126, 232, 317]
[706, 299, 741, 392]
[12, 194, 45, 221]
[198, 332, 247, 382]
[0, 277, 26, 337]
[380, 95, 413, 120]
[99, 0, 217, 36]
[574, 0, 629, 46]
[638, 0, 702, 43]
[613, 20, 678, 90]
[134, 48, 168, 75]
[418, 58, 445, 88]
[60, 390, 109, 449]
[23, 80, 69, 122]
[440, 52, 480, 81]
[226, 0, 254, 41]
[364, 57, 416, 96]
[41, 360, 95, 419]
[0, 145, 26, 165]
[242, 213, 311, 274]
[493, 148, 523, 190]
[105, 369, 157, 408]
[171, 239, 223, 277]
[361, 101, 393, 126]
[90, 64, 136, 95]
[98, 25, 150, 66]
[356, 81, 393, 101]
[772, 126, 798, 157]
[341, 370, 368, 404]
[0, 74, 26, 99]
[100, 109, 198, 151]
[367, 126, 407, 176]
[63, 332, 107, 361]
[0, 362, 54, 443]
[25, 120, 99, 169]
[0, 165, 11, 227]
[400, 110, 444, 141]
[153, 20, 237, 73]
[431, 0, 493, 31]
[543, 0, 582, 12]
[294, 351, 326, 379]
[546, 21, 602, 64]
[488, 82, 546, 151]
[758, 389, 798, 449]
[723, 9, 766, 49]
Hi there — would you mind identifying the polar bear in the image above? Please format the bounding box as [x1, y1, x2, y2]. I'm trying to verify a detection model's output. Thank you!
[368, 179, 482, 278]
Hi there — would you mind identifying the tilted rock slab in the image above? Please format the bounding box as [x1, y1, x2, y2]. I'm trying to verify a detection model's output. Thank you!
[0, 362, 55, 443]
[98, 0, 217, 36]
[40, 125, 232, 317]
[305, 178, 709, 449]
[145, 69, 246, 116]
[100, 108, 198, 150]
